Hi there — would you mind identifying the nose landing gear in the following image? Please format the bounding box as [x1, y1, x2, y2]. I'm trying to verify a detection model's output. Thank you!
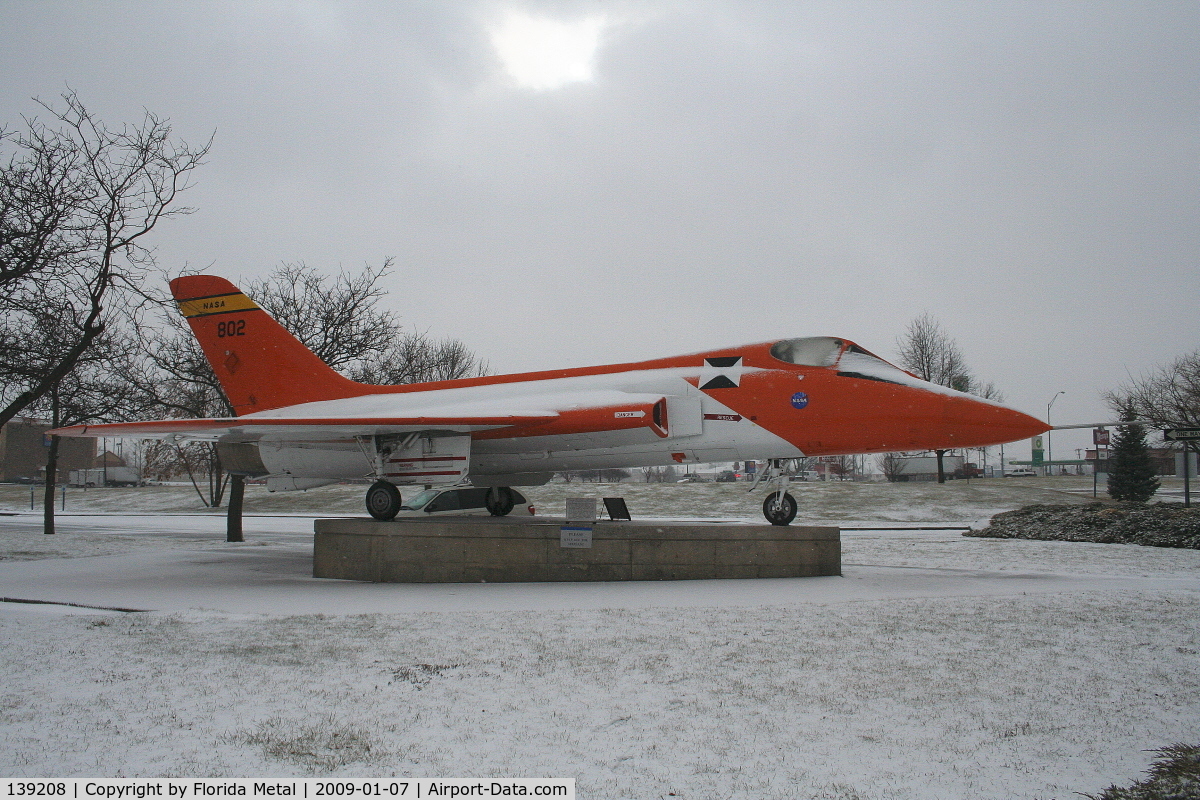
[751, 458, 803, 525]
[762, 490, 798, 526]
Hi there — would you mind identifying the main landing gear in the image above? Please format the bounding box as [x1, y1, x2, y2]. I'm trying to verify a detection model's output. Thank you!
[484, 486, 516, 516]
[366, 480, 402, 521]
[751, 458, 802, 526]
[363, 481, 519, 521]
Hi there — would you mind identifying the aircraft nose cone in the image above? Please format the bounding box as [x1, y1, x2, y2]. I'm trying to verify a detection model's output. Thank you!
[939, 394, 1050, 448]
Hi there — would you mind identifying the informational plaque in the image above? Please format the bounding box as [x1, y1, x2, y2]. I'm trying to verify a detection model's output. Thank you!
[560, 525, 593, 548]
[564, 497, 598, 521]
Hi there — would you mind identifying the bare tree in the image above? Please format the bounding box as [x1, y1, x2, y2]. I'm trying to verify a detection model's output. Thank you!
[0, 125, 78, 292]
[128, 305, 231, 420]
[28, 320, 138, 534]
[0, 90, 210, 430]
[1105, 350, 1200, 428]
[895, 312, 971, 389]
[828, 454, 857, 481]
[247, 261, 401, 373]
[120, 302, 234, 509]
[877, 453, 905, 483]
[352, 331, 489, 385]
[894, 312, 1008, 482]
[120, 437, 177, 484]
[565, 468, 631, 483]
[642, 466, 678, 483]
[977, 381, 1006, 403]
[244, 260, 487, 384]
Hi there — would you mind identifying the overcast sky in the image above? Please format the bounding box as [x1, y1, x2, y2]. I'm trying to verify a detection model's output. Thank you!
[3, 1, 1197, 460]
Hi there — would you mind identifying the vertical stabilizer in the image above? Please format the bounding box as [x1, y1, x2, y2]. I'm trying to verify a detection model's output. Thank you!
[171, 275, 363, 414]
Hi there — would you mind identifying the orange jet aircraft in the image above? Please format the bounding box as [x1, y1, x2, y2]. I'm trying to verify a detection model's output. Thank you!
[52, 275, 1049, 524]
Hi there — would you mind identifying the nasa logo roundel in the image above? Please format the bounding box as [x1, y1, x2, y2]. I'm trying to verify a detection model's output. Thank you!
[791, 392, 809, 409]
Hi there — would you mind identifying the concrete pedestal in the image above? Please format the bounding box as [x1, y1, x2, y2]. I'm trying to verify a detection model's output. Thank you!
[313, 517, 840, 583]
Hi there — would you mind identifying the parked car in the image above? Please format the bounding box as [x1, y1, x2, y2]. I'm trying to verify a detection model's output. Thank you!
[396, 486, 535, 517]
[1004, 469, 1037, 477]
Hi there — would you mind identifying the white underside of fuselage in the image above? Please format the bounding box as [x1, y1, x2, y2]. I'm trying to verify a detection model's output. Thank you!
[251, 367, 804, 485]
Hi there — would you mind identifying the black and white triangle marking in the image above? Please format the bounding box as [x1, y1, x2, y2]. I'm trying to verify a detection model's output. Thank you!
[700, 356, 743, 389]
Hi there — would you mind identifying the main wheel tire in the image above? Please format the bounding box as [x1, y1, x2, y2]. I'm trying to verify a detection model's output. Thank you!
[762, 491, 797, 526]
[366, 480, 402, 521]
[485, 486, 516, 516]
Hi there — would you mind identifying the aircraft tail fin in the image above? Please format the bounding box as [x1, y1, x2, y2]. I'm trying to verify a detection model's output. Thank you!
[171, 275, 364, 414]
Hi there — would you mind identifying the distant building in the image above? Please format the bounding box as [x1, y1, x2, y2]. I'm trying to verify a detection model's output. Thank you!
[1087, 448, 1180, 476]
[96, 450, 127, 468]
[0, 417, 96, 483]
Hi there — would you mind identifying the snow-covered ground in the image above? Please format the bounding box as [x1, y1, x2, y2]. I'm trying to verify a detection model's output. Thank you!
[1, 478, 1198, 798]
[4, 473, 1171, 523]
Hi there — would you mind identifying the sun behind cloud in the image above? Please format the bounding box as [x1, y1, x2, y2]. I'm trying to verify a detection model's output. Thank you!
[489, 11, 608, 91]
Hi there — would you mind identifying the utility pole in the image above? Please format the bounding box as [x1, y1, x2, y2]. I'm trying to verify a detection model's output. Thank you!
[1046, 391, 1065, 476]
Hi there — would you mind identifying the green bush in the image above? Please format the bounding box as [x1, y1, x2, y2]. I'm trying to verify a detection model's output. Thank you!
[966, 503, 1200, 549]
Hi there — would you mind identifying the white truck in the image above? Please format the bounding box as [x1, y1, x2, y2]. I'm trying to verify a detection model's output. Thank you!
[893, 455, 966, 481]
[68, 467, 141, 487]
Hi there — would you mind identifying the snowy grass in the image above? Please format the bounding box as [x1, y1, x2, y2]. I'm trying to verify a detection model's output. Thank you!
[2, 477, 1199, 797]
[0, 474, 1128, 523]
[229, 714, 388, 773]
[2, 477, 1108, 563]
[3, 594, 1198, 796]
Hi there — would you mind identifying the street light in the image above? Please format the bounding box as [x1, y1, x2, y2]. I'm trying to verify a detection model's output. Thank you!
[1046, 391, 1065, 476]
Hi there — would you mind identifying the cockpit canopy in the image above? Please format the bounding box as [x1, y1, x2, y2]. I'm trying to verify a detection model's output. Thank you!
[769, 336, 921, 387]
[769, 337, 845, 367]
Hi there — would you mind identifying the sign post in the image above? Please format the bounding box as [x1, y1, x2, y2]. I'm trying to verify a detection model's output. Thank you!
[1163, 429, 1200, 508]
[1186, 443, 1191, 509]
[1092, 427, 1110, 498]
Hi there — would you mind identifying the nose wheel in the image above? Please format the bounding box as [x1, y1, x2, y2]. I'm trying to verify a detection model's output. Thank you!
[366, 480, 402, 521]
[750, 457, 804, 525]
[762, 491, 797, 526]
